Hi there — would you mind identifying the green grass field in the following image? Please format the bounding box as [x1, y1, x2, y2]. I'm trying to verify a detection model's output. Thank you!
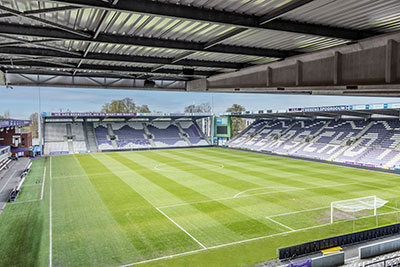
[1, 147, 400, 266]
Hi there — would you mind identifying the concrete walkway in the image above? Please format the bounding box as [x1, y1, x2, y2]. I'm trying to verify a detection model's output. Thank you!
[0, 158, 30, 214]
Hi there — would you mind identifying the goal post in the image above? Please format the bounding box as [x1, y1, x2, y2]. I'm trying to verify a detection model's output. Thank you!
[330, 196, 388, 224]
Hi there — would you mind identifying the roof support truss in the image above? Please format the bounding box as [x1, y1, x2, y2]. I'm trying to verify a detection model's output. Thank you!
[0, 23, 298, 58]
[0, 46, 246, 69]
[48, 0, 377, 40]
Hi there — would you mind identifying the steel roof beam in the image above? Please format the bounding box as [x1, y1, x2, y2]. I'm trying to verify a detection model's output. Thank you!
[0, 46, 246, 69]
[0, 34, 81, 56]
[4, 69, 188, 81]
[259, 0, 314, 25]
[0, 60, 218, 77]
[0, 6, 79, 19]
[48, 0, 377, 40]
[0, 5, 92, 39]
[153, 0, 313, 78]
[0, 23, 297, 58]
[72, 0, 120, 75]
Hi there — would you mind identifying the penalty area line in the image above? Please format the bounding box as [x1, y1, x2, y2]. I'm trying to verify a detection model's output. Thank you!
[158, 182, 360, 209]
[41, 167, 46, 201]
[120, 209, 400, 267]
[9, 167, 47, 205]
[119, 219, 347, 266]
[265, 217, 295, 231]
[155, 207, 206, 249]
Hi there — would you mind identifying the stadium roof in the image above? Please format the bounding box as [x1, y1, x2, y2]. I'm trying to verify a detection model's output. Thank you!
[0, 0, 399, 92]
[41, 111, 211, 120]
[0, 118, 31, 128]
[225, 102, 400, 119]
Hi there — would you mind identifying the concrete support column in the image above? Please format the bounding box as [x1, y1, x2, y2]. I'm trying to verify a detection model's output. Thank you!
[333, 51, 342, 85]
[266, 67, 272, 87]
[386, 39, 398, 84]
[295, 60, 302, 86]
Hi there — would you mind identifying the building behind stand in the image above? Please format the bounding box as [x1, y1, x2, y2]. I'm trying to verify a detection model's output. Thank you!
[0, 119, 32, 158]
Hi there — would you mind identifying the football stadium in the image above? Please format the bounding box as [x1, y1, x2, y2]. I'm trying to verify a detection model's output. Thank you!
[2, 1, 400, 267]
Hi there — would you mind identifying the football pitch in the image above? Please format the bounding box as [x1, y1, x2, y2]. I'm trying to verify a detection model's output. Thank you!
[1, 147, 400, 267]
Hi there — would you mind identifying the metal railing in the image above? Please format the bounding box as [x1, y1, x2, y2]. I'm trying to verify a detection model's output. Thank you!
[365, 255, 400, 267]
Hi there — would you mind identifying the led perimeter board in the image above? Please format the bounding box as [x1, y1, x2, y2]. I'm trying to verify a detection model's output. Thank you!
[214, 117, 231, 138]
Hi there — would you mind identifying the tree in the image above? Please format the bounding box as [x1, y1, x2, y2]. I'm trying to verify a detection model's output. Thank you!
[101, 98, 151, 113]
[137, 104, 151, 113]
[29, 112, 39, 138]
[20, 112, 39, 138]
[226, 104, 246, 137]
[184, 103, 211, 113]
[0, 110, 10, 119]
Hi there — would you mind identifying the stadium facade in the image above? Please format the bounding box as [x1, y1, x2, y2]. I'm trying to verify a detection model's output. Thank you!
[227, 103, 400, 170]
[42, 112, 211, 154]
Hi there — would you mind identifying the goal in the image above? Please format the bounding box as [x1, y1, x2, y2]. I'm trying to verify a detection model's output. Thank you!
[330, 196, 388, 224]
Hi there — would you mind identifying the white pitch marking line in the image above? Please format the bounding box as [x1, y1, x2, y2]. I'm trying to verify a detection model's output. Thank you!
[49, 157, 53, 267]
[268, 206, 330, 218]
[9, 167, 46, 205]
[118, 248, 206, 267]
[119, 209, 400, 266]
[40, 167, 46, 201]
[265, 217, 295, 231]
[233, 186, 300, 198]
[157, 182, 360, 209]
[155, 207, 206, 249]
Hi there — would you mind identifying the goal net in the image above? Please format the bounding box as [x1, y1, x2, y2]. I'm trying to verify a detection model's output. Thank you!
[330, 196, 388, 224]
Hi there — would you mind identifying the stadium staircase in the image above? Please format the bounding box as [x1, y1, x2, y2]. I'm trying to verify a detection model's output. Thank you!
[278, 121, 297, 137]
[194, 121, 211, 145]
[66, 124, 74, 154]
[385, 152, 400, 167]
[287, 142, 307, 154]
[355, 121, 374, 139]
[85, 122, 98, 152]
[354, 147, 374, 163]
[176, 122, 192, 146]
[142, 123, 156, 147]
[106, 124, 118, 149]
[82, 121, 90, 151]
[310, 121, 329, 142]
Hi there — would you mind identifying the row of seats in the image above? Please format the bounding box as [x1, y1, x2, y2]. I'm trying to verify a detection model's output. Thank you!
[44, 120, 209, 154]
[44, 123, 87, 154]
[228, 119, 400, 169]
[0, 158, 11, 172]
[94, 120, 208, 150]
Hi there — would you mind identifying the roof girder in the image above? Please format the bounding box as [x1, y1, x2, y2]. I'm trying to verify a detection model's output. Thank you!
[0, 23, 298, 58]
[0, 46, 246, 69]
[0, 60, 217, 77]
[48, 0, 378, 40]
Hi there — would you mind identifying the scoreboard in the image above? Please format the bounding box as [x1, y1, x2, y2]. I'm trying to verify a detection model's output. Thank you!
[214, 117, 231, 138]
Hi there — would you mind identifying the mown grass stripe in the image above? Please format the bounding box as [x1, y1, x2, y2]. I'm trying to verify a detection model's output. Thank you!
[169, 149, 394, 212]
[109, 153, 281, 240]
[143, 151, 259, 192]
[76, 154, 201, 258]
[162, 149, 323, 191]
[176, 149, 396, 199]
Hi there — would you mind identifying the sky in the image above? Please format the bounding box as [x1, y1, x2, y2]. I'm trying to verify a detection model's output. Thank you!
[1, 85, 400, 119]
